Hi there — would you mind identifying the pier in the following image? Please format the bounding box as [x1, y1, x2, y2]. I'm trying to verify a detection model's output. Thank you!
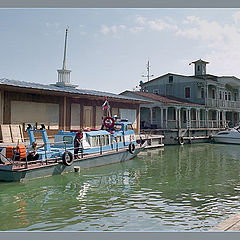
[210, 213, 240, 231]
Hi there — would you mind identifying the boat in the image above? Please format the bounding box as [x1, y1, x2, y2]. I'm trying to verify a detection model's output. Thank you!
[212, 126, 240, 144]
[0, 117, 146, 182]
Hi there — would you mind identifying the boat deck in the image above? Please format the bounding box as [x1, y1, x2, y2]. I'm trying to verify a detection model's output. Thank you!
[0, 145, 142, 171]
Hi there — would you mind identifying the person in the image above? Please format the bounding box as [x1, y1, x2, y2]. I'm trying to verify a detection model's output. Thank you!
[27, 142, 44, 162]
[74, 129, 83, 158]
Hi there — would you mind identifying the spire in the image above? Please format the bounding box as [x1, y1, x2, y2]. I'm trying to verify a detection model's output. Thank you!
[55, 28, 77, 88]
[62, 27, 68, 70]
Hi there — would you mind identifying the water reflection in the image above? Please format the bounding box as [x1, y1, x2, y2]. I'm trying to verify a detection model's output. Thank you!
[0, 144, 239, 231]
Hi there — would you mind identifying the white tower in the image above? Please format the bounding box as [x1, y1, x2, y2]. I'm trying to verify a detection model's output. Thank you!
[191, 59, 209, 76]
[56, 28, 77, 88]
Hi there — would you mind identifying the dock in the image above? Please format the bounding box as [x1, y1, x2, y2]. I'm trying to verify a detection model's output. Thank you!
[210, 213, 240, 231]
[136, 134, 164, 149]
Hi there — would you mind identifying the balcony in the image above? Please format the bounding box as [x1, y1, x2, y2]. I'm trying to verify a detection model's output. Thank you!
[206, 98, 240, 109]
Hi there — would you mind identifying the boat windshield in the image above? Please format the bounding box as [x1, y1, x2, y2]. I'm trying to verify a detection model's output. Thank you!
[63, 136, 74, 144]
[114, 124, 122, 131]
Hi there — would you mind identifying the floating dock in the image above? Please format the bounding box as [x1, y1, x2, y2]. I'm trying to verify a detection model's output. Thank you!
[136, 134, 164, 149]
[210, 213, 240, 231]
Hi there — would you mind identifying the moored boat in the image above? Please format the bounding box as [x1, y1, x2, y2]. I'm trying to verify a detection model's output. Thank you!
[0, 118, 146, 182]
[212, 126, 240, 144]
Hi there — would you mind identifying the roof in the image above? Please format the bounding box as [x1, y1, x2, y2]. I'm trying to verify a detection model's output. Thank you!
[0, 78, 146, 103]
[140, 73, 199, 86]
[191, 59, 209, 64]
[124, 91, 203, 107]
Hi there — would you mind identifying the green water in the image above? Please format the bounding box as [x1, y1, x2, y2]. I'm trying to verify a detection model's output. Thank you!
[0, 143, 239, 231]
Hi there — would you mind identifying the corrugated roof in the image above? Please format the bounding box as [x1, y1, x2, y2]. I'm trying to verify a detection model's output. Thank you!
[0, 78, 144, 102]
[126, 91, 203, 106]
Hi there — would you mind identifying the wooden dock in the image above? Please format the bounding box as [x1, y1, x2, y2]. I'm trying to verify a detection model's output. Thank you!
[210, 213, 240, 231]
[136, 134, 164, 149]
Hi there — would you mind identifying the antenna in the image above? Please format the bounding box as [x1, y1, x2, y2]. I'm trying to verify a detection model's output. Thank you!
[142, 59, 154, 82]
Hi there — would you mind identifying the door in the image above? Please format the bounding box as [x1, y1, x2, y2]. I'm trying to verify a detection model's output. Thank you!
[83, 106, 93, 128]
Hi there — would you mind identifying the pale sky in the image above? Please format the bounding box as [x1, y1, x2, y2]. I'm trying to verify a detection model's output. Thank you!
[1, 8, 240, 93]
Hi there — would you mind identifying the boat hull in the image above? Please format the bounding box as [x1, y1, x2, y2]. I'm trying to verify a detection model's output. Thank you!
[212, 136, 240, 144]
[0, 146, 143, 182]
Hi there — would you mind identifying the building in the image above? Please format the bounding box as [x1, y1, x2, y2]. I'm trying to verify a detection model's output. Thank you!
[121, 91, 203, 130]
[0, 29, 147, 140]
[133, 59, 240, 129]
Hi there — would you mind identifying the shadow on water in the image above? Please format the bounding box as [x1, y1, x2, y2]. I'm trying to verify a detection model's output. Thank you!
[0, 143, 239, 231]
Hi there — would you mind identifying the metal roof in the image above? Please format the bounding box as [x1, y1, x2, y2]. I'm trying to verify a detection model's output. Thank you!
[0, 78, 143, 102]
[123, 91, 203, 107]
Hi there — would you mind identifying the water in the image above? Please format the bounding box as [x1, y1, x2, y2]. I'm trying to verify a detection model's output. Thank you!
[0, 143, 239, 231]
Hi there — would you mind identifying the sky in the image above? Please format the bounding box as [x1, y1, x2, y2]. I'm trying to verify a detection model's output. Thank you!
[1, 8, 240, 94]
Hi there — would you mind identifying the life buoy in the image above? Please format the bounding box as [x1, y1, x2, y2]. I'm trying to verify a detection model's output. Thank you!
[62, 151, 73, 166]
[103, 116, 115, 129]
[178, 137, 184, 145]
[128, 143, 135, 154]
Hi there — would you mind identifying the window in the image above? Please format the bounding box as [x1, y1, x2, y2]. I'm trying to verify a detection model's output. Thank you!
[219, 91, 222, 100]
[63, 136, 73, 144]
[113, 136, 122, 143]
[114, 124, 122, 131]
[225, 92, 228, 100]
[127, 124, 133, 130]
[228, 92, 231, 101]
[91, 135, 110, 147]
[169, 76, 173, 83]
[197, 65, 200, 71]
[185, 87, 190, 98]
[234, 93, 237, 101]
[201, 87, 204, 98]
[212, 89, 215, 99]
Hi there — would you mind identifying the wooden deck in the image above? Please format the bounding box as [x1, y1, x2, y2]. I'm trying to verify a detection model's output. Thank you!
[210, 213, 240, 231]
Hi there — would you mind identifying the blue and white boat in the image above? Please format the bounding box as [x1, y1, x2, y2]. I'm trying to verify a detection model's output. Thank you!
[0, 118, 146, 182]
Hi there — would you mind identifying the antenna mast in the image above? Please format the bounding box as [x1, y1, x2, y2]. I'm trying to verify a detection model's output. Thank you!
[142, 60, 154, 82]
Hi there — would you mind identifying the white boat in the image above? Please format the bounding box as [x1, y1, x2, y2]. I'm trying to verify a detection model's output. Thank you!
[212, 126, 240, 144]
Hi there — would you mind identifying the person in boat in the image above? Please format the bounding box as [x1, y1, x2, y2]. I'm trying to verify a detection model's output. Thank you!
[74, 129, 83, 158]
[27, 142, 45, 162]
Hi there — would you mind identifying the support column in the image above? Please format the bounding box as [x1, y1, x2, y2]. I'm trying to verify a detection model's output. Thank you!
[160, 108, 163, 129]
[175, 107, 178, 129]
[165, 108, 168, 129]
[150, 107, 153, 125]
[222, 110, 226, 128]
[196, 108, 200, 128]
[187, 108, 191, 129]
[178, 108, 181, 129]
[216, 110, 220, 128]
[63, 96, 67, 131]
[205, 109, 209, 128]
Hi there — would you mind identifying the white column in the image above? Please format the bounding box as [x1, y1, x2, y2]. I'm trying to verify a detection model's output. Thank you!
[196, 108, 200, 128]
[222, 110, 226, 128]
[160, 108, 163, 128]
[188, 108, 191, 128]
[165, 108, 168, 129]
[150, 107, 153, 125]
[195, 109, 198, 128]
[217, 110, 220, 128]
[205, 109, 209, 128]
[178, 108, 181, 129]
[175, 107, 178, 128]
